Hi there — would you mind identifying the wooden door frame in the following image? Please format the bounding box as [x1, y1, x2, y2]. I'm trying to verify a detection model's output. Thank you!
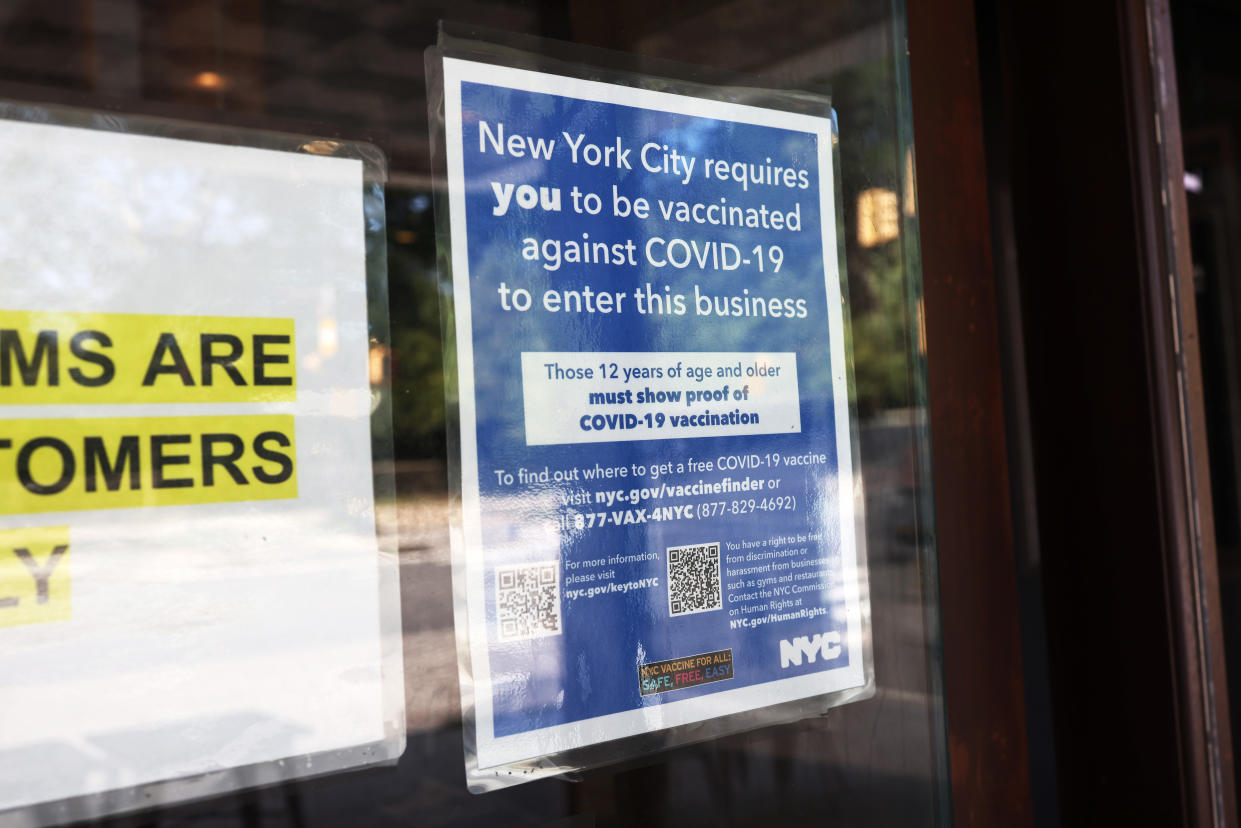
[905, 3, 1034, 826]
[908, 0, 1236, 825]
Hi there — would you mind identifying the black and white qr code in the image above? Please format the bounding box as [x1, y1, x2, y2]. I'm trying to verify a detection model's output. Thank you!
[496, 562, 561, 642]
[667, 542, 723, 616]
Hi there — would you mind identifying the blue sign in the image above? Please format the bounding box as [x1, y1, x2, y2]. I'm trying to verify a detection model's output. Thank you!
[441, 58, 869, 775]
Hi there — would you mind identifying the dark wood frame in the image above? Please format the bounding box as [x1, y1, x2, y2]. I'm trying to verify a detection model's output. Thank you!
[1119, 1, 1235, 823]
[909, 0, 1237, 825]
[905, 2, 1035, 827]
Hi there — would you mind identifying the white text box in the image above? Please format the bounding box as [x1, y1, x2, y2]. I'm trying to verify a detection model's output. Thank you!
[521, 352, 801, 446]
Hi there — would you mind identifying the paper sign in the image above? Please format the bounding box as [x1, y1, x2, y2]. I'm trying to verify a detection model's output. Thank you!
[0, 116, 400, 818]
[441, 58, 870, 777]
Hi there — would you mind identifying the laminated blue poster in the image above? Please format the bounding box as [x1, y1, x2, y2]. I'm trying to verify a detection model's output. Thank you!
[440, 58, 871, 778]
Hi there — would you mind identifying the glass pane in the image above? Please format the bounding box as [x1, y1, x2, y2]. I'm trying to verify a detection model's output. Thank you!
[0, 1, 947, 825]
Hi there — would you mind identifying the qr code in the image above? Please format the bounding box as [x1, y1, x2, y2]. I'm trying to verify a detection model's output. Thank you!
[667, 542, 722, 616]
[496, 562, 561, 642]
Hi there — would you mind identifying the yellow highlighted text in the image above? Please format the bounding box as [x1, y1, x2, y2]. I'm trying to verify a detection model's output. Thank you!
[0, 526, 70, 628]
[0, 310, 296, 404]
[0, 415, 297, 515]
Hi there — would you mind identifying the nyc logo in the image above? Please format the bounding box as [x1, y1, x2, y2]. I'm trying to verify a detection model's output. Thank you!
[779, 631, 842, 668]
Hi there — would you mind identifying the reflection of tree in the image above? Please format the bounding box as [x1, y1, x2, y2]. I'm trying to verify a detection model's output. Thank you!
[850, 242, 910, 416]
[832, 58, 916, 418]
[386, 190, 446, 459]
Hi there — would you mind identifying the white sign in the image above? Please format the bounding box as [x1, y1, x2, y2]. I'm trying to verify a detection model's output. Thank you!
[0, 117, 402, 820]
